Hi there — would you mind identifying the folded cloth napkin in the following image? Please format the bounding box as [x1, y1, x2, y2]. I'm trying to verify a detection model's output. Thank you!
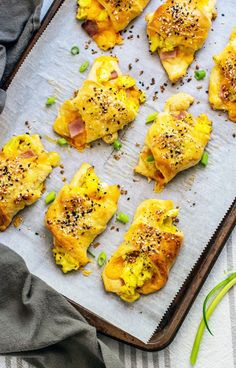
[0, 243, 124, 368]
[0, 0, 42, 112]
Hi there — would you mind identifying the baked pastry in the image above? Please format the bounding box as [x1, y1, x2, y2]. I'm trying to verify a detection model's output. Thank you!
[54, 56, 145, 150]
[135, 93, 212, 192]
[102, 199, 183, 302]
[209, 28, 236, 122]
[146, 0, 217, 82]
[77, 0, 150, 50]
[0, 134, 60, 231]
[45, 163, 120, 273]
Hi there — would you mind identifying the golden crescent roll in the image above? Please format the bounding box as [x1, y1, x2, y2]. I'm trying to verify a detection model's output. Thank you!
[0, 134, 60, 231]
[45, 163, 120, 273]
[135, 93, 212, 192]
[209, 28, 236, 123]
[146, 0, 217, 82]
[53, 56, 145, 151]
[77, 0, 150, 50]
[102, 199, 183, 302]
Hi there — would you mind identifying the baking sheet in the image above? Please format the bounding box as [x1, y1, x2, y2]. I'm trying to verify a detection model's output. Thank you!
[0, 0, 236, 343]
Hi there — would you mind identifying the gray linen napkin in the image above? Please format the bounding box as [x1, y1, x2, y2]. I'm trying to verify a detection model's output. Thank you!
[0, 243, 124, 368]
[0, 0, 42, 112]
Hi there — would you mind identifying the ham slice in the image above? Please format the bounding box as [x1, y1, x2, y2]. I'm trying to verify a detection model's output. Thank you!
[82, 20, 99, 37]
[110, 70, 118, 80]
[68, 117, 85, 138]
[160, 49, 177, 61]
[174, 111, 187, 120]
[19, 149, 36, 159]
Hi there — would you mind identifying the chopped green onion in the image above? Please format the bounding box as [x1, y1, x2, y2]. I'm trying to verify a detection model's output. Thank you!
[147, 155, 155, 162]
[113, 139, 122, 151]
[200, 151, 208, 166]
[194, 70, 206, 81]
[70, 45, 80, 55]
[57, 138, 68, 146]
[45, 191, 56, 204]
[116, 212, 129, 224]
[97, 251, 107, 267]
[79, 61, 89, 73]
[224, 268, 236, 275]
[87, 249, 95, 258]
[146, 112, 159, 124]
[46, 96, 56, 106]
[190, 272, 236, 366]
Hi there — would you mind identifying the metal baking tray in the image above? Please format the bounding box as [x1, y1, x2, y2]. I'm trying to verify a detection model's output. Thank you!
[2, 0, 236, 350]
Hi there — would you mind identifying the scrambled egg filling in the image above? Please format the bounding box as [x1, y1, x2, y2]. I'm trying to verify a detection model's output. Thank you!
[53, 247, 81, 273]
[77, 0, 122, 50]
[147, 0, 215, 53]
[3, 135, 59, 166]
[218, 55, 236, 102]
[78, 167, 107, 196]
[94, 58, 145, 108]
[102, 199, 184, 301]
[120, 254, 154, 302]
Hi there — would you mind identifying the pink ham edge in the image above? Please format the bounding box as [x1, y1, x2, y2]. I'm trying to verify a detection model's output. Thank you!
[110, 70, 118, 80]
[19, 149, 36, 159]
[82, 20, 99, 37]
[220, 85, 227, 100]
[68, 117, 85, 138]
[160, 49, 177, 61]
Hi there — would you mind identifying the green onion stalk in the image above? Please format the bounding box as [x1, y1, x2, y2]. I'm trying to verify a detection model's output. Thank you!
[190, 272, 236, 365]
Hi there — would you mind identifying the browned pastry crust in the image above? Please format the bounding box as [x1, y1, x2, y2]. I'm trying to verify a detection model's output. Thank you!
[102, 199, 183, 302]
[146, 0, 217, 82]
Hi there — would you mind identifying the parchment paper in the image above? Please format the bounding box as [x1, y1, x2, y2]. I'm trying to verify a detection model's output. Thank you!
[0, 0, 235, 343]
